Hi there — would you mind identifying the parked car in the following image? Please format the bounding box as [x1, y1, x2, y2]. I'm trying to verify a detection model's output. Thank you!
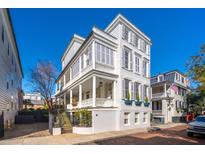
[187, 115, 205, 137]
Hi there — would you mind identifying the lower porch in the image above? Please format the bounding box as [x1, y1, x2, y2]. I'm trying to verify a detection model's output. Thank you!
[56, 75, 117, 110]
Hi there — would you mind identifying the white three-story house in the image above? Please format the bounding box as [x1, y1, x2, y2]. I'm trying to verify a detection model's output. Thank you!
[55, 14, 152, 134]
[151, 70, 190, 124]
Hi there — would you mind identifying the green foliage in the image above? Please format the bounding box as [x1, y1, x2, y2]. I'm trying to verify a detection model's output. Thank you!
[144, 97, 149, 103]
[73, 109, 92, 127]
[136, 94, 140, 101]
[187, 44, 205, 91]
[59, 111, 72, 130]
[127, 91, 131, 100]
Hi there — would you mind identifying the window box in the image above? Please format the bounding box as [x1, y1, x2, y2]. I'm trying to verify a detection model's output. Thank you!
[135, 100, 142, 106]
[144, 102, 150, 107]
[123, 99, 133, 106]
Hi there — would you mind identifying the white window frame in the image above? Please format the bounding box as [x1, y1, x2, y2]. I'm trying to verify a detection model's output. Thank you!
[124, 112, 130, 125]
[134, 112, 140, 124]
[143, 112, 148, 124]
[134, 54, 140, 74]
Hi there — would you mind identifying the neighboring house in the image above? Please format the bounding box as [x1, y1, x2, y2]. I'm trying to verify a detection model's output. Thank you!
[55, 14, 151, 134]
[151, 70, 190, 124]
[23, 93, 44, 110]
[0, 9, 23, 129]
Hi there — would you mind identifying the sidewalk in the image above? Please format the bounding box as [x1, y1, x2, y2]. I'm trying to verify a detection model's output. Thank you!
[0, 123, 186, 145]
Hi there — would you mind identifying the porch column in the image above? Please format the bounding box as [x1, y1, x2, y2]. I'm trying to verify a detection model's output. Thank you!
[113, 80, 117, 107]
[64, 93, 67, 109]
[164, 83, 167, 97]
[92, 41, 95, 69]
[79, 84, 82, 108]
[70, 89, 73, 110]
[92, 76, 96, 107]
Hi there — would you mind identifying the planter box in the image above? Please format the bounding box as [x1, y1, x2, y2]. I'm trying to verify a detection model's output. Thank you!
[73, 126, 93, 134]
[144, 102, 150, 107]
[52, 127, 61, 136]
[123, 99, 133, 106]
[135, 101, 142, 106]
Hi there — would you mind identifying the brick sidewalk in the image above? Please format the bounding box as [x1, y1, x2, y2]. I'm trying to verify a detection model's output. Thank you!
[0, 123, 186, 145]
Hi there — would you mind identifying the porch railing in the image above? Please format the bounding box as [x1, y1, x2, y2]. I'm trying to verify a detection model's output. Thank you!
[152, 93, 165, 98]
[80, 98, 113, 108]
[96, 98, 113, 107]
[152, 110, 163, 115]
[81, 98, 93, 108]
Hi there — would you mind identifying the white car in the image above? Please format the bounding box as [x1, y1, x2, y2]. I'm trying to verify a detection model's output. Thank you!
[187, 115, 205, 137]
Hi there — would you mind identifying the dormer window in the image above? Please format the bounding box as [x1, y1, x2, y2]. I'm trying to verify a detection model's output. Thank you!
[158, 75, 164, 82]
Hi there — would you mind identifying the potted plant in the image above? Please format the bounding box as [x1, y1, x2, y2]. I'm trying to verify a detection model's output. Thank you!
[52, 114, 62, 136]
[135, 94, 142, 106]
[144, 97, 150, 107]
[124, 91, 132, 105]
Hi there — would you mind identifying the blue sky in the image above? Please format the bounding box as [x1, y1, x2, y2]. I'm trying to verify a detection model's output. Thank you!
[9, 9, 205, 92]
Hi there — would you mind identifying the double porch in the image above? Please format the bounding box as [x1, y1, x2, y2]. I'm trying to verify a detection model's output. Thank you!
[56, 75, 117, 110]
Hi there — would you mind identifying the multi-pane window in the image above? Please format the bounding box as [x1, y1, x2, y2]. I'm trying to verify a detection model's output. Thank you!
[122, 25, 129, 41]
[143, 60, 148, 77]
[134, 54, 140, 73]
[124, 112, 130, 125]
[152, 101, 162, 110]
[95, 42, 114, 66]
[122, 47, 131, 70]
[143, 112, 148, 123]
[72, 59, 80, 78]
[143, 85, 149, 99]
[139, 39, 145, 52]
[81, 44, 92, 70]
[182, 77, 185, 83]
[134, 82, 140, 100]
[135, 112, 140, 124]
[146, 44, 150, 55]
[122, 79, 130, 99]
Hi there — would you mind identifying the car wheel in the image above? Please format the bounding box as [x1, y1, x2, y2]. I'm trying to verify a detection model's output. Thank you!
[187, 132, 193, 137]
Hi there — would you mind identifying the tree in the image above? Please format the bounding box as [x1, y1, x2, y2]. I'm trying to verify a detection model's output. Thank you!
[187, 44, 205, 114]
[30, 61, 57, 113]
[187, 44, 205, 92]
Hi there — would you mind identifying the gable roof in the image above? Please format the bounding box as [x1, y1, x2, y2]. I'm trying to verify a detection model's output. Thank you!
[105, 14, 151, 43]
[61, 34, 85, 61]
[151, 69, 187, 79]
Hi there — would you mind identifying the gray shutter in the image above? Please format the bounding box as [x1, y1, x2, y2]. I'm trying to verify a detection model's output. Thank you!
[130, 51, 133, 71]
[131, 82, 134, 100]
[122, 25, 125, 40]
[122, 79, 125, 99]
[141, 85, 144, 101]
[122, 48, 125, 68]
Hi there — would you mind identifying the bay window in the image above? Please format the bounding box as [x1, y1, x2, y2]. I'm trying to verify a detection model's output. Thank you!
[95, 42, 114, 66]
